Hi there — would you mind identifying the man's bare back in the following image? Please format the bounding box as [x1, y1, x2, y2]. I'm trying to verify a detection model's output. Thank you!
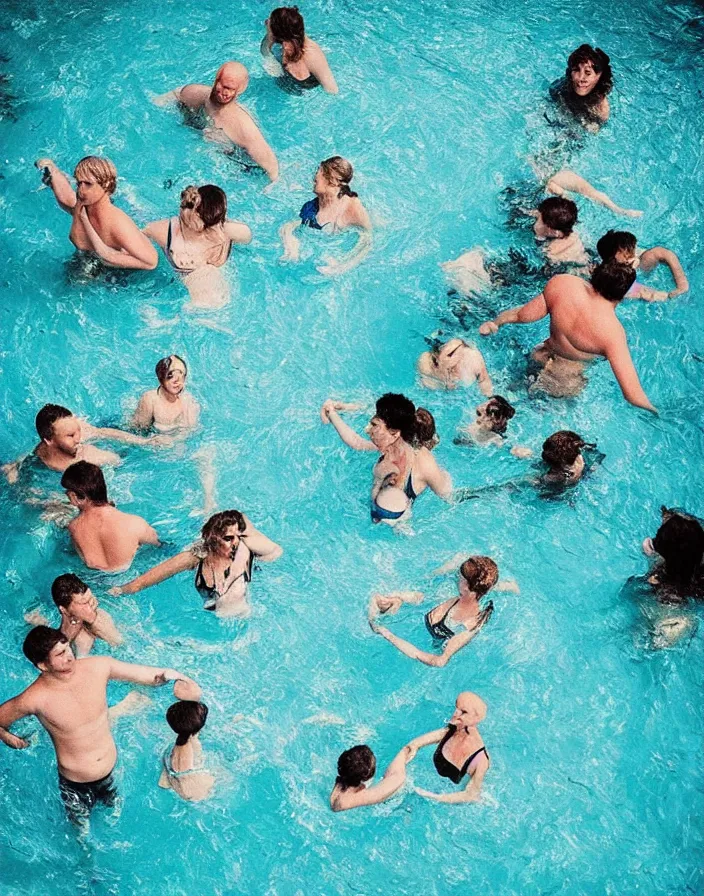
[69, 505, 158, 571]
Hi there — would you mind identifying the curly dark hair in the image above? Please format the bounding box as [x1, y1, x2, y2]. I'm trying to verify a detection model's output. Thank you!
[269, 6, 306, 62]
[460, 556, 499, 596]
[201, 509, 246, 554]
[565, 44, 613, 105]
[336, 745, 376, 789]
[653, 511, 704, 591]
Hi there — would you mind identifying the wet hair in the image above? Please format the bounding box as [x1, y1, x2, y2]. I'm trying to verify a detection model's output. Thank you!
[23, 626, 68, 667]
[485, 396, 515, 435]
[590, 260, 636, 301]
[269, 7, 306, 62]
[60, 461, 109, 505]
[201, 509, 247, 554]
[652, 511, 704, 590]
[155, 354, 188, 386]
[336, 745, 376, 789]
[566, 44, 613, 103]
[166, 701, 209, 746]
[319, 157, 358, 199]
[596, 230, 637, 262]
[51, 573, 88, 609]
[74, 156, 118, 195]
[541, 431, 585, 469]
[35, 404, 73, 442]
[460, 556, 499, 596]
[375, 393, 419, 444]
[538, 197, 578, 236]
[412, 408, 438, 450]
[180, 185, 227, 231]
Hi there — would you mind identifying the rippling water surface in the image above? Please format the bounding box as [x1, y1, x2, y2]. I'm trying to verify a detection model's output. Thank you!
[1, 0, 703, 893]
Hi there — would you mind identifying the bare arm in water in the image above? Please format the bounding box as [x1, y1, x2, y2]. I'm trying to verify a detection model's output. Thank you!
[415, 752, 490, 803]
[35, 159, 78, 213]
[317, 200, 372, 277]
[546, 170, 642, 217]
[320, 401, 377, 452]
[603, 325, 657, 414]
[75, 205, 159, 270]
[331, 745, 413, 811]
[638, 247, 689, 299]
[479, 292, 549, 335]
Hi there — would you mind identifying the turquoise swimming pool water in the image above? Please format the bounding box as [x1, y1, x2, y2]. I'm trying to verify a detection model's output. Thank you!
[1, 0, 703, 893]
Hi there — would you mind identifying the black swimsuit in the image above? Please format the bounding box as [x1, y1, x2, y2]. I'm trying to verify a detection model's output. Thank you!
[194, 547, 253, 611]
[433, 725, 489, 785]
[424, 600, 494, 642]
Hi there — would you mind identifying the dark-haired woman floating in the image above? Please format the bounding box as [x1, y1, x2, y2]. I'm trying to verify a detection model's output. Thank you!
[550, 44, 613, 130]
[330, 743, 415, 811]
[110, 510, 282, 616]
[369, 555, 518, 667]
[643, 507, 704, 601]
[596, 230, 689, 302]
[454, 395, 531, 458]
[261, 6, 338, 94]
[160, 701, 215, 801]
[281, 157, 371, 276]
[320, 394, 452, 526]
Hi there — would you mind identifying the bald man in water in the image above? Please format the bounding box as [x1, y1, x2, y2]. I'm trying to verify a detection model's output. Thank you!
[154, 61, 279, 182]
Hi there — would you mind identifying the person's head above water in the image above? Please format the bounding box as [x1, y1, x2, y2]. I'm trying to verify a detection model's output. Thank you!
[475, 395, 515, 435]
[166, 700, 209, 745]
[651, 508, 704, 590]
[179, 185, 227, 232]
[314, 156, 358, 199]
[590, 260, 636, 302]
[51, 573, 99, 626]
[565, 44, 613, 103]
[368, 393, 426, 449]
[336, 745, 376, 790]
[22, 626, 73, 673]
[541, 431, 586, 471]
[156, 354, 188, 393]
[61, 460, 109, 506]
[201, 509, 247, 555]
[596, 230, 638, 266]
[459, 556, 499, 596]
[73, 156, 118, 199]
[534, 197, 578, 239]
[36, 404, 80, 456]
[211, 62, 249, 105]
[412, 408, 438, 450]
[450, 691, 487, 728]
[268, 6, 306, 61]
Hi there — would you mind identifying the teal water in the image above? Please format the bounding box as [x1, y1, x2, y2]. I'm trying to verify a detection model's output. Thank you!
[1, 0, 703, 893]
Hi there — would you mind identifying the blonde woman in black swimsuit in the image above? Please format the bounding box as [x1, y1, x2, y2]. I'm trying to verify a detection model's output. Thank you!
[110, 510, 282, 617]
[406, 692, 490, 804]
[369, 556, 518, 668]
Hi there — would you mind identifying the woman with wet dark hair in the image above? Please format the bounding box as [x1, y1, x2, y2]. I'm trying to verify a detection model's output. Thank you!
[540, 430, 592, 485]
[133, 354, 199, 433]
[330, 742, 414, 811]
[110, 509, 282, 615]
[261, 6, 338, 94]
[550, 44, 613, 128]
[643, 507, 704, 599]
[369, 555, 518, 667]
[159, 701, 214, 801]
[320, 393, 452, 525]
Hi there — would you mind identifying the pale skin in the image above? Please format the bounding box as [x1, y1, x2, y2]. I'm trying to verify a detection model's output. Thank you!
[65, 491, 159, 573]
[614, 245, 689, 302]
[153, 63, 279, 182]
[320, 400, 452, 503]
[132, 358, 200, 433]
[568, 61, 610, 127]
[407, 692, 490, 804]
[456, 401, 533, 459]
[417, 339, 493, 394]
[479, 273, 657, 413]
[159, 733, 215, 802]
[34, 159, 158, 270]
[109, 516, 282, 617]
[57, 587, 122, 656]
[2, 414, 164, 484]
[330, 745, 415, 812]
[281, 165, 372, 276]
[261, 18, 338, 94]
[0, 643, 201, 783]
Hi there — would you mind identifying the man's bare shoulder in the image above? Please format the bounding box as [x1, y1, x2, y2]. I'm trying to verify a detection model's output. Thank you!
[178, 83, 210, 106]
[106, 204, 142, 233]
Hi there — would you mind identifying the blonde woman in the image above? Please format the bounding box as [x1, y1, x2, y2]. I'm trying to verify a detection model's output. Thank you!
[144, 185, 251, 308]
[281, 157, 371, 276]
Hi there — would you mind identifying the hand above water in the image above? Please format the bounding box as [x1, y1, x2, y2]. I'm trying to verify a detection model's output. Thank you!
[479, 320, 499, 336]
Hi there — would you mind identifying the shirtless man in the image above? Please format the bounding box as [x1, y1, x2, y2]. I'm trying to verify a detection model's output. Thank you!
[2, 403, 169, 486]
[61, 461, 159, 572]
[35, 156, 158, 270]
[0, 626, 200, 824]
[479, 260, 657, 413]
[51, 573, 122, 656]
[153, 62, 279, 182]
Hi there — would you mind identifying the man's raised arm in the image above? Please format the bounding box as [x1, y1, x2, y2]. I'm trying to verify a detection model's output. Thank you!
[479, 292, 549, 336]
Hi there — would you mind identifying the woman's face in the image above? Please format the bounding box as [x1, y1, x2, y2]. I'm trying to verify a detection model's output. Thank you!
[313, 166, 335, 195]
[450, 695, 483, 728]
[366, 416, 400, 451]
[214, 525, 241, 560]
[570, 61, 601, 96]
[474, 402, 494, 432]
[160, 359, 187, 397]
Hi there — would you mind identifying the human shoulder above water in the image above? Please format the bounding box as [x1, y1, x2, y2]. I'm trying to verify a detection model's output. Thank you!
[550, 44, 613, 130]
[261, 6, 338, 94]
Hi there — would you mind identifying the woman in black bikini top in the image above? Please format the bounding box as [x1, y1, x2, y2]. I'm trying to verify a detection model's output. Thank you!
[405, 692, 491, 804]
[370, 556, 517, 667]
[109, 510, 282, 616]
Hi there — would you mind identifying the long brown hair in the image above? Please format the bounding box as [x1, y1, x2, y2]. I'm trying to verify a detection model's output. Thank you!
[319, 157, 358, 199]
[269, 7, 306, 62]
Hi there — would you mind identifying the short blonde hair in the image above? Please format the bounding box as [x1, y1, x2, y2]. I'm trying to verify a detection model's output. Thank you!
[74, 156, 118, 195]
